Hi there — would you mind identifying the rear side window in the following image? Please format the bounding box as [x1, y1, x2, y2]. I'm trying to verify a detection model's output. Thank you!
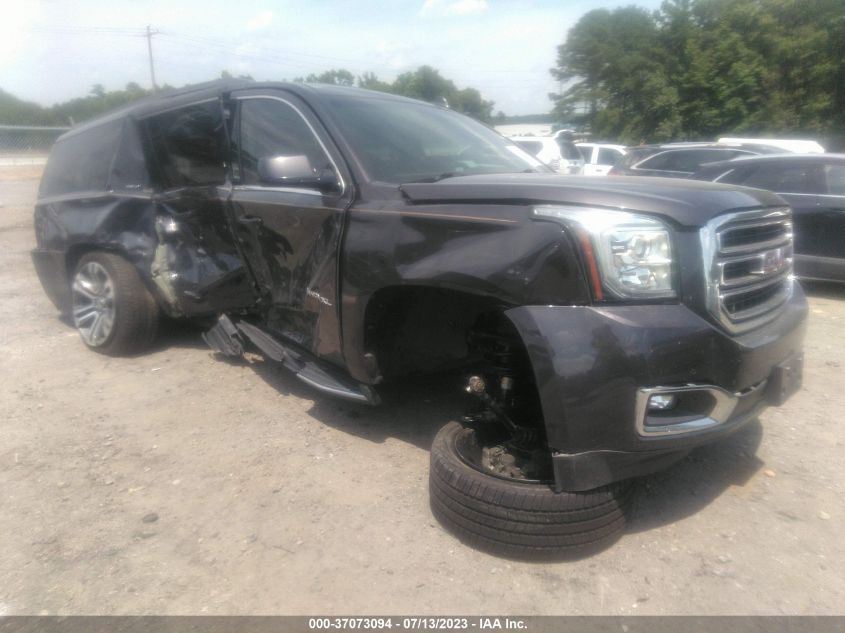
[823, 163, 845, 195]
[144, 101, 227, 188]
[597, 148, 623, 166]
[739, 162, 820, 194]
[40, 119, 123, 197]
[712, 167, 744, 184]
[109, 118, 149, 192]
[639, 149, 747, 173]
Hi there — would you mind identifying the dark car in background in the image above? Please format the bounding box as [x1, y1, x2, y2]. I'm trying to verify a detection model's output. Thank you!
[693, 154, 845, 283]
[609, 142, 783, 178]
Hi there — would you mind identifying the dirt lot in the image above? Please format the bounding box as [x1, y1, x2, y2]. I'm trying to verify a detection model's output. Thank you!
[1, 165, 843, 615]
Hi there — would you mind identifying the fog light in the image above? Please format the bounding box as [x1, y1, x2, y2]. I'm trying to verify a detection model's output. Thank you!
[648, 394, 677, 411]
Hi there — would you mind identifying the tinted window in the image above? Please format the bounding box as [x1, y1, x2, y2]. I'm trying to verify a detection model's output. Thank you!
[641, 149, 750, 173]
[739, 162, 819, 194]
[712, 167, 745, 184]
[824, 163, 845, 195]
[322, 94, 542, 183]
[145, 101, 226, 188]
[40, 119, 123, 197]
[514, 140, 543, 156]
[597, 148, 622, 166]
[237, 98, 331, 185]
[109, 119, 149, 192]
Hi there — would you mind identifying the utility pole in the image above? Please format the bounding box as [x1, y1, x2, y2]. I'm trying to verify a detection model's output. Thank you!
[145, 25, 159, 92]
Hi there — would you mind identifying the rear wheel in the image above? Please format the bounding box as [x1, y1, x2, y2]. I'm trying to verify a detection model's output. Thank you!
[71, 253, 159, 356]
[429, 421, 633, 559]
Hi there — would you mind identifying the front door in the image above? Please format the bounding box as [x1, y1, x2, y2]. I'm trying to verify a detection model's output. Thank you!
[227, 90, 353, 365]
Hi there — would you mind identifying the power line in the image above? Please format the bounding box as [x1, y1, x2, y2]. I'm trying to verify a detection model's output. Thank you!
[24, 24, 554, 91]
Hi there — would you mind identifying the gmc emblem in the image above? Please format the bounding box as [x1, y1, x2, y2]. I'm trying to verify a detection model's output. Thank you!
[751, 248, 786, 276]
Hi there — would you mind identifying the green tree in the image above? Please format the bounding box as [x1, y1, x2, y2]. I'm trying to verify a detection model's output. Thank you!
[296, 69, 355, 86]
[357, 72, 393, 93]
[552, 7, 680, 142]
[391, 66, 495, 122]
[551, 0, 845, 144]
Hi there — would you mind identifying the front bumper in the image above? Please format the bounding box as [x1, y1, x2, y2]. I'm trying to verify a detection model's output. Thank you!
[505, 285, 808, 491]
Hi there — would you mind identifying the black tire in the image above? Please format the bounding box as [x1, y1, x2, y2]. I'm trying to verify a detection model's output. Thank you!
[429, 421, 634, 559]
[71, 252, 159, 356]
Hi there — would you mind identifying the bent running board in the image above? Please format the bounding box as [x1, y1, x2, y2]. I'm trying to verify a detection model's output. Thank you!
[203, 315, 380, 405]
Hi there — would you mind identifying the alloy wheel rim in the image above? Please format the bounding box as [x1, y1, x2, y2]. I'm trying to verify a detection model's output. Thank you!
[72, 262, 116, 347]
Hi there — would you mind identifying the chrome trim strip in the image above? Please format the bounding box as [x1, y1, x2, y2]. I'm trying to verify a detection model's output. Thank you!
[232, 184, 323, 197]
[716, 218, 793, 255]
[635, 384, 738, 437]
[720, 269, 791, 298]
[723, 283, 792, 322]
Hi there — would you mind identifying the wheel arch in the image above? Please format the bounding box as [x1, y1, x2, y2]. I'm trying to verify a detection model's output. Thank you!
[360, 283, 517, 382]
[65, 243, 172, 315]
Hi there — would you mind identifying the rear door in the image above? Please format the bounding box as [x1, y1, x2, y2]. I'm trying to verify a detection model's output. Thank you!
[814, 162, 845, 263]
[227, 89, 354, 364]
[732, 160, 824, 261]
[141, 99, 258, 316]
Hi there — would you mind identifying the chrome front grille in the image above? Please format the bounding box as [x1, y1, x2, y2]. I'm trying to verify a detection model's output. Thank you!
[701, 208, 793, 333]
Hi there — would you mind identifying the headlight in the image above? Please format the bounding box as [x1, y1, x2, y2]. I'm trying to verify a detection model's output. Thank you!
[533, 205, 675, 299]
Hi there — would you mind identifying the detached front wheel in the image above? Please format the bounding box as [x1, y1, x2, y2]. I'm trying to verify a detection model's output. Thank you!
[71, 253, 159, 356]
[429, 421, 633, 559]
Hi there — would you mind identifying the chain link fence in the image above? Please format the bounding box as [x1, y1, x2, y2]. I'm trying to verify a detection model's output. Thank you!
[0, 125, 70, 165]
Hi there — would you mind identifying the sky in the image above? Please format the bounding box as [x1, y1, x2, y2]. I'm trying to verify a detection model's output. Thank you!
[1, 0, 663, 116]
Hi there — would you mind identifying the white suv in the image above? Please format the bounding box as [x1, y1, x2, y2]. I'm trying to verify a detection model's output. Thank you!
[510, 136, 583, 174]
[576, 143, 627, 176]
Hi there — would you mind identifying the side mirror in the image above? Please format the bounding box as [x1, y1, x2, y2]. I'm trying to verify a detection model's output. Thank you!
[257, 155, 339, 192]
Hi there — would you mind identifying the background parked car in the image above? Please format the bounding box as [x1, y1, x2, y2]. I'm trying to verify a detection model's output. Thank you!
[510, 135, 583, 174]
[693, 154, 845, 283]
[576, 142, 626, 176]
[718, 137, 825, 154]
[609, 142, 784, 178]
[554, 131, 585, 175]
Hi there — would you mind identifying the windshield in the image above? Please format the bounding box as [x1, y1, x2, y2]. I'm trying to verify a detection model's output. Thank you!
[323, 93, 546, 183]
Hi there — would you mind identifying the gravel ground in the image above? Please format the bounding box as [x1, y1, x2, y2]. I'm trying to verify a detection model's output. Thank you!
[1, 166, 843, 615]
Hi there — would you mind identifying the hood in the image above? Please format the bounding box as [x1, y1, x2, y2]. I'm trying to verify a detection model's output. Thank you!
[399, 173, 786, 228]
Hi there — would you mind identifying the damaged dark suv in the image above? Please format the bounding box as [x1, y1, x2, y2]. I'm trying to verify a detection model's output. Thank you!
[32, 80, 807, 558]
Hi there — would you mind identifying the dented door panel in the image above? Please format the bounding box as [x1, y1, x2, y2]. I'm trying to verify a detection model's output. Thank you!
[229, 188, 346, 364]
[32, 189, 257, 318]
[152, 187, 257, 316]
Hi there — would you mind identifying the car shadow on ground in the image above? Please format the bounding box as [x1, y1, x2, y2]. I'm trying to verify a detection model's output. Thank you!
[626, 420, 765, 533]
[239, 344, 770, 537]
[800, 280, 845, 300]
[150, 321, 771, 551]
[241, 353, 468, 452]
